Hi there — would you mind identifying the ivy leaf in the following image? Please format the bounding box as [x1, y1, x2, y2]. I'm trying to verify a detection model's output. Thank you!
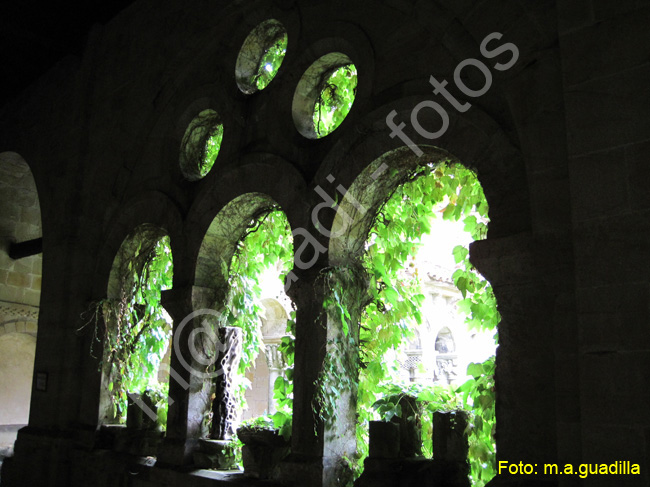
[452, 245, 469, 264]
[383, 287, 399, 306]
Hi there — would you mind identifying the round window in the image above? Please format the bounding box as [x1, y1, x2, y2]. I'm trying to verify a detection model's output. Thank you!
[235, 19, 288, 94]
[292, 52, 357, 138]
[179, 109, 223, 180]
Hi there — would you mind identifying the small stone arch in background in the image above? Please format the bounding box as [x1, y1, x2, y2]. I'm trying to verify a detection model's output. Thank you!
[0, 314, 38, 453]
[243, 297, 291, 420]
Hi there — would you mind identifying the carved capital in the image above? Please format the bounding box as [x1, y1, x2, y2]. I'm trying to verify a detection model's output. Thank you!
[264, 342, 285, 370]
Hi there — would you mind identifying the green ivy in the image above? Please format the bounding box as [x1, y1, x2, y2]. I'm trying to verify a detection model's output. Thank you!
[101, 234, 174, 426]
[313, 64, 358, 137]
[272, 312, 295, 440]
[254, 33, 287, 90]
[353, 162, 498, 486]
[313, 264, 367, 438]
[220, 208, 295, 443]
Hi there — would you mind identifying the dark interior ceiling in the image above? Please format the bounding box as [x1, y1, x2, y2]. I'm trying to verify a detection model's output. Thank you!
[0, 1, 136, 109]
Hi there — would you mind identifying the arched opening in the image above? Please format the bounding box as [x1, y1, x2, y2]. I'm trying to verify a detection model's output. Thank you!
[323, 147, 497, 486]
[191, 194, 294, 470]
[98, 224, 174, 436]
[179, 109, 224, 180]
[235, 19, 288, 94]
[243, 298, 291, 420]
[0, 329, 36, 458]
[433, 327, 456, 385]
[292, 52, 358, 139]
[0, 152, 42, 459]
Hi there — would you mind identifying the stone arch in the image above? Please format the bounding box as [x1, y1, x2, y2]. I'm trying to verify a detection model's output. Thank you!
[192, 192, 287, 308]
[433, 326, 458, 385]
[244, 298, 290, 420]
[81, 191, 183, 426]
[98, 222, 174, 425]
[0, 319, 38, 337]
[321, 144, 496, 471]
[147, 155, 305, 449]
[260, 297, 290, 338]
[434, 326, 456, 354]
[314, 96, 528, 248]
[112, 4, 302, 204]
[0, 151, 42, 309]
[183, 153, 307, 284]
[169, 191, 295, 442]
[328, 146, 466, 263]
[0, 151, 42, 446]
[93, 192, 184, 300]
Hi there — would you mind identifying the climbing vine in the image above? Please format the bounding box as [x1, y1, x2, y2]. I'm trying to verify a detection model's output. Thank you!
[313, 265, 367, 430]
[272, 311, 295, 440]
[200, 124, 224, 177]
[89, 229, 174, 426]
[253, 32, 287, 90]
[352, 162, 498, 485]
[219, 208, 295, 434]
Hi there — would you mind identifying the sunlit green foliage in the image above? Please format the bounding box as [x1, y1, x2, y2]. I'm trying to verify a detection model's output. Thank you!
[354, 163, 497, 485]
[179, 109, 223, 180]
[254, 34, 287, 90]
[103, 234, 174, 427]
[221, 209, 294, 437]
[272, 313, 295, 440]
[313, 64, 358, 137]
[200, 124, 223, 177]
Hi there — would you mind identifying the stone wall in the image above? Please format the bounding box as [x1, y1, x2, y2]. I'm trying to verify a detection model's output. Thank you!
[243, 351, 271, 421]
[0, 1, 648, 486]
[0, 152, 41, 432]
[0, 332, 36, 425]
[0, 152, 42, 308]
[558, 2, 650, 482]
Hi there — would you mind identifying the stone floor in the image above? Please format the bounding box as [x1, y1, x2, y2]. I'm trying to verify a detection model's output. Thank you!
[0, 428, 18, 485]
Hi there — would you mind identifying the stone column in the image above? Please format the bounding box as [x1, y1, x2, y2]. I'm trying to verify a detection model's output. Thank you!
[211, 326, 242, 440]
[264, 341, 284, 415]
[276, 266, 327, 486]
[469, 234, 571, 480]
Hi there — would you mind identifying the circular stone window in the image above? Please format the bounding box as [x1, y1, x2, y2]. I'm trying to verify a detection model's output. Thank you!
[179, 109, 224, 180]
[292, 52, 358, 139]
[236, 19, 288, 94]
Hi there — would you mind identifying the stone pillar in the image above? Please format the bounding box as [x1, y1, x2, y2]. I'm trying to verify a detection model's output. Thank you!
[432, 410, 469, 462]
[275, 266, 327, 487]
[264, 341, 284, 415]
[211, 326, 242, 440]
[157, 285, 219, 465]
[279, 260, 366, 487]
[470, 234, 571, 482]
[432, 410, 470, 487]
[368, 421, 400, 458]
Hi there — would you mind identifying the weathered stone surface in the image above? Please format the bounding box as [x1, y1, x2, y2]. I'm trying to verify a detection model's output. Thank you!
[237, 428, 290, 479]
[368, 421, 400, 459]
[193, 438, 238, 470]
[210, 327, 243, 441]
[432, 410, 469, 464]
[390, 395, 422, 458]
